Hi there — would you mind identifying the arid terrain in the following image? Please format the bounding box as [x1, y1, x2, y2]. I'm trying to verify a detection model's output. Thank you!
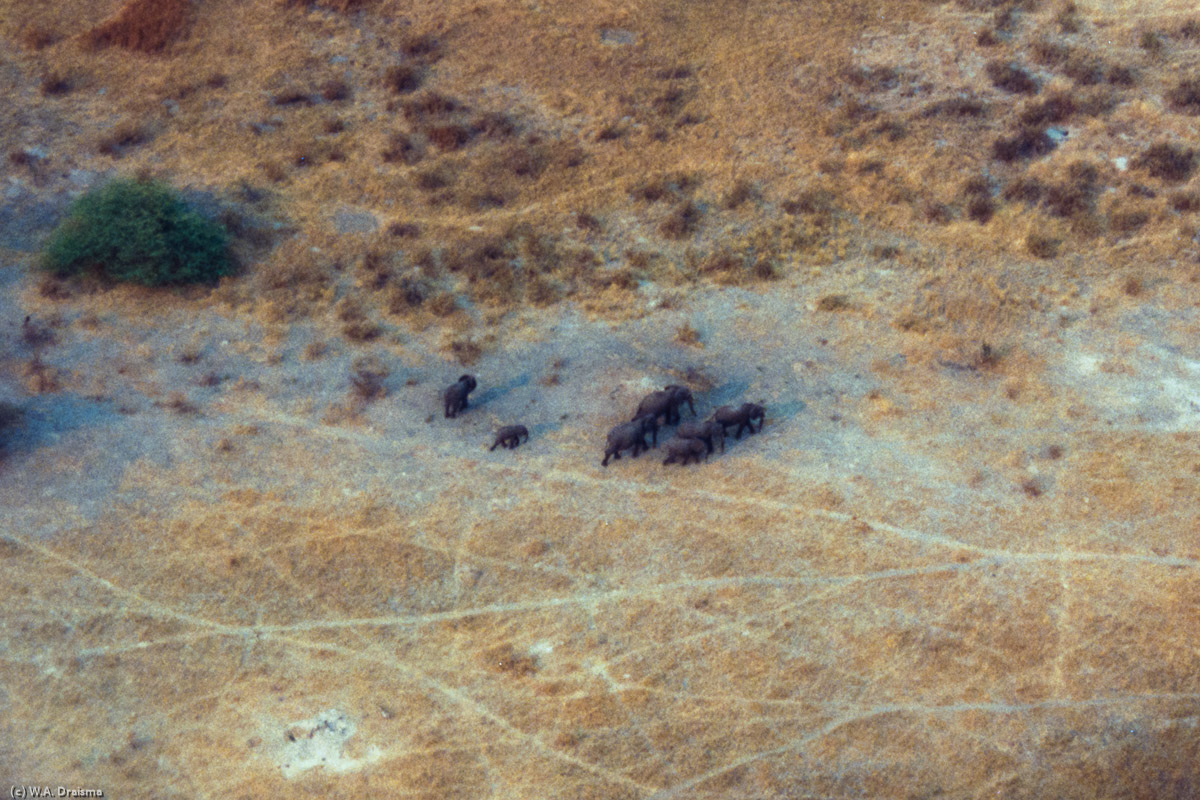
[3, 0, 1200, 797]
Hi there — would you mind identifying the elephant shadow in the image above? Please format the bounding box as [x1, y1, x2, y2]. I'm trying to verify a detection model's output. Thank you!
[473, 372, 531, 408]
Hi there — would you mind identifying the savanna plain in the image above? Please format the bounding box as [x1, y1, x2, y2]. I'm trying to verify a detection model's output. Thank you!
[2, 0, 1200, 797]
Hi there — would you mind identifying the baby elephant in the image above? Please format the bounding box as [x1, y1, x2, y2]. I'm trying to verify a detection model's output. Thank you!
[443, 374, 477, 418]
[602, 416, 657, 467]
[710, 402, 765, 439]
[633, 384, 696, 426]
[489, 424, 529, 451]
[676, 420, 725, 454]
[663, 436, 708, 466]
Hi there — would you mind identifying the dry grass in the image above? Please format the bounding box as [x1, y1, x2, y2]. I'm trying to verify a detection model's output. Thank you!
[84, 0, 190, 53]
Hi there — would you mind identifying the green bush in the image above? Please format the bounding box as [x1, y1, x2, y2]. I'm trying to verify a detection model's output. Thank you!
[41, 178, 232, 286]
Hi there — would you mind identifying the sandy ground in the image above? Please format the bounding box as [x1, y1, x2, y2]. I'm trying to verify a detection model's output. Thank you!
[3, 0, 1200, 797]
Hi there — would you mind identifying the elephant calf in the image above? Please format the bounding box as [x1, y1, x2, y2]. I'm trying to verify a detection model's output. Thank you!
[489, 424, 529, 451]
[602, 416, 657, 466]
[709, 402, 765, 439]
[662, 436, 708, 466]
[443, 374, 477, 418]
[676, 420, 725, 454]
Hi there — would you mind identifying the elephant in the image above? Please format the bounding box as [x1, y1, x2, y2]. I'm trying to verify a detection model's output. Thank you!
[709, 402, 765, 439]
[676, 419, 725, 454]
[662, 436, 708, 466]
[602, 415, 658, 466]
[489, 424, 529, 451]
[443, 374, 477, 418]
[633, 384, 696, 426]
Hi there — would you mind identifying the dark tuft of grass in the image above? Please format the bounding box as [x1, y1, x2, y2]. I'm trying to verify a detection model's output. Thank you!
[321, 79, 350, 102]
[986, 60, 1038, 94]
[1131, 142, 1197, 183]
[40, 73, 72, 96]
[1004, 176, 1045, 204]
[20, 25, 60, 50]
[383, 64, 423, 95]
[381, 132, 424, 165]
[992, 126, 1055, 162]
[658, 201, 701, 239]
[1020, 91, 1075, 125]
[97, 122, 151, 157]
[1025, 231, 1059, 258]
[921, 96, 987, 118]
[271, 87, 311, 106]
[1166, 76, 1200, 115]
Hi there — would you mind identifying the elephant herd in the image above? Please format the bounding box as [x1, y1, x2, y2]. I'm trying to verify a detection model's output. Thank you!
[603, 385, 765, 467]
[443, 374, 765, 467]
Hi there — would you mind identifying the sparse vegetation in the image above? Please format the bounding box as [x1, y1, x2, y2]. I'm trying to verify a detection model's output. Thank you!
[42, 178, 232, 287]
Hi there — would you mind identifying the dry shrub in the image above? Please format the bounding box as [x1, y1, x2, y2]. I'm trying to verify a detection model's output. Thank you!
[1004, 176, 1045, 204]
[401, 32, 442, 61]
[1170, 191, 1200, 212]
[303, 341, 328, 361]
[1055, 1, 1081, 33]
[575, 212, 602, 233]
[921, 96, 987, 118]
[84, 0, 189, 53]
[1166, 75, 1200, 115]
[923, 201, 952, 224]
[1030, 38, 1071, 67]
[321, 80, 350, 102]
[1020, 92, 1075, 126]
[350, 355, 389, 401]
[1140, 31, 1165, 56]
[25, 359, 61, 394]
[1025, 231, 1059, 258]
[447, 338, 482, 366]
[383, 64, 423, 94]
[162, 391, 198, 414]
[526, 276, 560, 306]
[985, 60, 1038, 94]
[387, 221, 421, 238]
[40, 73, 72, 96]
[271, 87, 311, 106]
[37, 276, 72, 300]
[782, 187, 836, 216]
[413, 163, 454, 190]
[1106, 65, 1136, 87]
[674, 322, 702, 346]
[1131, 142, 1196, 183]
[1062, 51, 1105, 85]
[1108, 206, 1150, 236]
[97, 122, 151, 156]
[381, 132, 424, 165]
[20, 25, 60, 50]
[659, 201, 701, 239]
[427, 292, 458, 317]
[1044, 161, 1100, 218]
[20, 317, 55, 348]
[722, 178, 757, 209]
[817, 294, 853, 311]
[992, 126, 1054, 162]
[976, 28, 999, 46]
